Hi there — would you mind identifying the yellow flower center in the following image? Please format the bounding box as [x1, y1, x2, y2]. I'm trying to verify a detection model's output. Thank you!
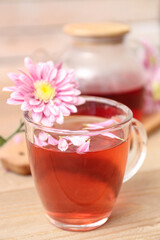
[34, 80, 55, 102]
[149, 55, 156, 66]
[152, 81, 160, 101]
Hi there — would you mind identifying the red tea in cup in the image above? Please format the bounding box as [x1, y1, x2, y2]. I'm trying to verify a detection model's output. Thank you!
[27, 115, 129, 228]
[25, 96, 147, 231]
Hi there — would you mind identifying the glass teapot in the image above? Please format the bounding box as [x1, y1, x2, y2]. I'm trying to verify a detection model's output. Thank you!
[60, 23, 145, 119]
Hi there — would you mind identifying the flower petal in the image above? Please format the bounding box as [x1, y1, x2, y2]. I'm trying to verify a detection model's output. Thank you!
[56, 69, 66, 85]
[19, 74, 34, 88]
[36, 63, 43, 79]
[84, 119, 116, 130]
[8, 73, 20, 82]
[56, 111, 64, 124]
[76, 140, 90, 154]
[141, 40, 157, 71]
[29, 99, 41, 106]
[48, 68, 57, 83]
[102, 132, 122, 140]
[7, 98, 23, 105]
[3, 86, 16, 92]
[34, 135, 48, 147]
[11, 92, 24, 100]
[59, 104, 70, 116]
[32, 104, 45, 113]
[18, 70, 33, 84]
[21, 101, 32, 111]
[48, 135, 58, 145]
[39, 131, 48, 141]
[48, 103, 60, 115]
[58, 96, 73, 102]
[57, 83, 73, 91]
[57, 90, 76, 96]
[48, 114, 55, 123]
[58, 138, 68, 151]
[69, 136, 89, 146]
[42, 63, 50, 80]
[31, 111, 42, 123]
[41, 117, 53, 127]
[73, 96, 85, 105]
[56, 62, 62, 70]
[44, 105, 51, 117]
[63, 103, 77, 113]
[24, 57, 39, 80]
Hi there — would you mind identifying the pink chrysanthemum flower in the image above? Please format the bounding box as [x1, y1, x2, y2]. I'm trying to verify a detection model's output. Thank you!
[143, 69, 160, 113]
[141, 40, 160, 114]
[3, 57, 85, 126]
[141, 40, 158, 72]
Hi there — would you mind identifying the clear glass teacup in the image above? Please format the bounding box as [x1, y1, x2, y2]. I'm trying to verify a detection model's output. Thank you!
[25, 96, 147, 231]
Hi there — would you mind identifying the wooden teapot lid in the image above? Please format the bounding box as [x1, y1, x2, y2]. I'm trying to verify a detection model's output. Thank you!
[63, 22, 130, 38]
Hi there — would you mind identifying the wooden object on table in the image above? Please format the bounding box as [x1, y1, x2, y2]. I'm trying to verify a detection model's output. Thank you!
[63, 22, 130, 38]
[142, 111, 160, 135]
[0, 134, 30, 175]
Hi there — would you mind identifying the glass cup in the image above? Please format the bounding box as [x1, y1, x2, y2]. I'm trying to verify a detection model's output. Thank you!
[24, 96, 147, 231]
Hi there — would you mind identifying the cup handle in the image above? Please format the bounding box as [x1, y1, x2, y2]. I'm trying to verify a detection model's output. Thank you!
[123, 118, 147, 183]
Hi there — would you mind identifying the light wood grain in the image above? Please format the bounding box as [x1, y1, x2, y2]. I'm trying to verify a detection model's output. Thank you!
[0, 0, 159, 29]
[141, 128, 160, 172]
[0, 29, 66, 59]
[0, 1, 160, 238]
[1, 97, 160, 239]
[143, 112, 160, 135]
[0, 136, 30, 175]
[0, 162, 33, 193]
[0, 170, 160, 240]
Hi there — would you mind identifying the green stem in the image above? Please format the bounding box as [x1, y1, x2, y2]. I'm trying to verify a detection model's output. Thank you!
[5, 122, 25, 142]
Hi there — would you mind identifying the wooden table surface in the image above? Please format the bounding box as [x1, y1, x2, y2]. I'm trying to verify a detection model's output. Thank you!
[0, 1, 160, 239]
[0, 101, 160, 240]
